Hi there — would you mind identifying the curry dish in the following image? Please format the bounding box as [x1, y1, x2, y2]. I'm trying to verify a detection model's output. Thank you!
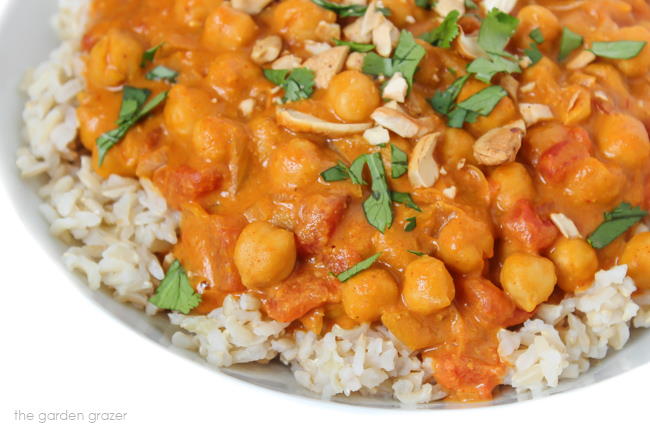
[69, 0, 650, 401]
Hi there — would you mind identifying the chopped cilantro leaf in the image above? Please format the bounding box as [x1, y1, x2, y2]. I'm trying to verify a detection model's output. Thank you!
[97, 87, 168, 165]
[149, 260, 201, 314]
[457, 85, 507, 115]
[263, 68, 315, 102]
[141, 43, 163, 67]
[478, 9, 519, 56]
[321, 162, 351, 182]
[363, 153, 393, 232]
[465, 0, 478, 9]
[336, 253, 382, 282]
[558, 27, 583, 61]
[391, 191, 422, 212]
[429, 74, 471, 116]
[363, 30, 426, 88]
[405, 216, 417, 232]
[588, 203, 648, 249]
[467, 54, 520, 83]
[333, 39, 376, 52]
[407, 250, 426, 256]
[420, 10, 461, 49]
[590, 40, 647, 59]
[311, 0, 390, 17]
[145, 65, 179, 83]
[529, 28, 545, 44]
[390, 144, 408, 178]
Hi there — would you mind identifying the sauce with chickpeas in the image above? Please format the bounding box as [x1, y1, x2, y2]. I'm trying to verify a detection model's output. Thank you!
[79, 0, 650, 401]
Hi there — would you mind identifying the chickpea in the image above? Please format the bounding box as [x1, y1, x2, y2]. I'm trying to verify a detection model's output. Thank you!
[500, 252, 557, 312]
[437, 214, 494, 274]
[269, 138, 323, 190]
[548, 238, 598, 292]
[207, 52, 262, 102]
[272, 0, 336, 44]
[621, 232, 650, 291]
[203, 5, 258, 52]
[458, 80, 518, 137]
[438, 128, 476, 167]
[234, 221, 297, 288]
[564, 157, 622, 205]
[174, 0, 222, 28]
[164, 85, 216, 142]
[612, 26, 650, 77]
[414, 46, 443, 87]
[513, 6, 561, 50]
[488, 162, 535, 213]
[87, 29, 143, 88]
[342, 269, 399, 322]
[595, 113, 650, 169]
[326, 71, 380, 123]
[403, 256, 455, 315]
[192, 116, 249, 164]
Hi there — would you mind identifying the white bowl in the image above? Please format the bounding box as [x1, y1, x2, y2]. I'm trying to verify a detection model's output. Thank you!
[2, 0, 649, 409]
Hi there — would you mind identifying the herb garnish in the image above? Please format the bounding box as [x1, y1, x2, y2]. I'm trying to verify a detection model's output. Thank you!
[558, 27, 583, 61]
[390, 144, 408, 178]
[363, 30, 426, 88]
[589, 41, 647, 59]
[263, 68, 315, 102]
[145, 65, 179, 83]
[141, 43, 163, 67]
[363, 153, 394, 232]
[405, 217, 417, 232]
[466, 9, 521, 83]
[333, 39, 376, 52]
[588, 203, 648, 249]
[391, 191, 422, 212]
[465, 0, 478, 9]
[336, 253, 382, 282]
[524, 28, 545, 65]
[420, 10, 461, 49]
[311, 0, 390, 17]
[407, 250, 426, 256]
[149, 260, 202, 314]
[428, 76, 507, 128]
[96, 86, 168, 165]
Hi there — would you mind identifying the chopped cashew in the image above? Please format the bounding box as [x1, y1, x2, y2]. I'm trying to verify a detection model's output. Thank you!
[231, 0, 274, 15]
[519, 56, 533, 69]
[594, 90, 609, 101]
[305, 41, 332, 55]
[238, 98, 255, 117]
[363, 125, 390, 145]
[343, 19, 372, 44]
[382, 72, 408, 102]
[251, 35, 282, 64]
[567, 50, 597, 70]
[500, 75, 519, 102]
[408, 133, 441, 189]
[361, 1, 384, 35]
[372, 17, 400, 57]
[457, 30, 484, 60]
[272, 54, 303, 70]
[482, 0, 518, 13]
[276, 108, 372, 135]
[346, 52, 366, 70]
[315, 21, 341, 42]
[442, 186, 457, 199]
[371, 107, 422, 138]
[550, 213, 582, 239]
[519, 103, 554, 126]
[435, 0, 465, 16]
[520, 82, 536, 93]
[473, 120, 526, 166]
[303, 46, 349, 89]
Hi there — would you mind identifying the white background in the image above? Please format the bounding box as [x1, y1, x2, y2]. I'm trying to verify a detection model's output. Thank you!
[1, 0, 649, 432]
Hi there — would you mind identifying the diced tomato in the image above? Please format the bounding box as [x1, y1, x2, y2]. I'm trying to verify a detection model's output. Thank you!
[153, 165, 222, 207]
[457, 277, 516, 326]
[264, 267, 339, 323]
[174, 204, 246, 312]
[537, 127, 592, 183]
[294, 194, 349, 256]
[502, 199, 559, 252]
[430, 353, 505, 402]
[321, 244, 364, 275]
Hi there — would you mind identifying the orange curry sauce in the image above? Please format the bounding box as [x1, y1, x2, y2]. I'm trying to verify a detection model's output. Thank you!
[78, 0, 650, 401]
